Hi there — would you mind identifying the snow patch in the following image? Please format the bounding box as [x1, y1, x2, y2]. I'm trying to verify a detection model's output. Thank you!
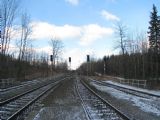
[33, 106, 86, 120]
[90, 82, 160, 116]
[105, 81, 160, 96]
[33, 108, 45, 120]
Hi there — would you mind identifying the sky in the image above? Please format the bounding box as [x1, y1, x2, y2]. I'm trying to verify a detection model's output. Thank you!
[20, 0, 160, 69]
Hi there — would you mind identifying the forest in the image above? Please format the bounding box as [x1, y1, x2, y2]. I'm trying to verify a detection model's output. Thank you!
[78, 4, 160, 87]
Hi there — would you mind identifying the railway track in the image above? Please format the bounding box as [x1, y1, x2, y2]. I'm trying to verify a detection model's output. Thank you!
[0, 74, 65, 93]
[0, 80, 47, 102]
[0, 79, 42, 93]
[76, 78, 130, 120]
[0, 79, 64, 120]
[90, 79, 160, 98]
[0, 75, 67, 102]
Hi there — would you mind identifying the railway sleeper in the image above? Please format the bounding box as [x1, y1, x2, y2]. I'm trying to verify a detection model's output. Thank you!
[6, 104, 19, 108]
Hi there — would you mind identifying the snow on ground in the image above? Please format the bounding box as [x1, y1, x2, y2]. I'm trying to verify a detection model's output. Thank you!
[33, 108, 44, 120]
[33, 106, 85, 120]
[105, 80, 160, 96]
[90, 81, 160, 116]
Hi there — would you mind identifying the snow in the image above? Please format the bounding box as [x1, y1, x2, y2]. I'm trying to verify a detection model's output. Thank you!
[33, 106, 86, 120]
[90, 81, 160, 116]
[105, 80, 160, 97]
[33, 108, 44, 120]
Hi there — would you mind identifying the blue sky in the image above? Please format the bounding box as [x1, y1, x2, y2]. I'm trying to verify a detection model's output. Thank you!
[20, 0, 160, 69]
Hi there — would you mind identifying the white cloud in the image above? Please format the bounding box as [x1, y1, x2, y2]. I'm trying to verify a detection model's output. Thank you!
[30, 21, 114, 46]
[65, 0, 79, 6]
[31, 22, 54, 40]
[79, 24, 114, 46]
[31, 22, 81, 40]
[101, 10, 120, 21]
[54, 24, 81, 39]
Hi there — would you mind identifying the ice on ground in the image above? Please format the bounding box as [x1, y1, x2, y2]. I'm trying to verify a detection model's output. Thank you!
[105, 80, 160, 96]
[90, 82, 160, 116]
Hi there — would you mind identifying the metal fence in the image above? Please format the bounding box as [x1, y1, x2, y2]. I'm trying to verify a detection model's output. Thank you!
[119, 78, 147, 88]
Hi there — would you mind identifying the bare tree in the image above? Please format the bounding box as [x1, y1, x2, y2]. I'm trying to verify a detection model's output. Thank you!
[136, 31, 148, 54]
[114, 22, 128, 77]
[0, 0, 20, 55]
[115, 22, 127, 55]
[126, 31, 148, 54]
[49, 38, 63, 70]
[15, 12, 32, 80]
[26, 44, 35, 63]
[18, 12, 32, 61]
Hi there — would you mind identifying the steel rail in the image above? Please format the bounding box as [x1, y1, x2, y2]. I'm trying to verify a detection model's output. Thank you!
[0, 75, 68, 105]
[0, 79, 41, 93]
[81, 79, 130, 120]
[0, 74, 65, 93]
[7, 81, 61, 120]
[0, 80, 53, 105]
[1, 76, 69, 120]
[75, 78, 91, 120]
[89, 78, 160, 98]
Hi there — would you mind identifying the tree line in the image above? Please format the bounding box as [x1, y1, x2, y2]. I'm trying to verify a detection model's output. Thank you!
[0, 0, 67, 80]
[78, 4, 160, 86]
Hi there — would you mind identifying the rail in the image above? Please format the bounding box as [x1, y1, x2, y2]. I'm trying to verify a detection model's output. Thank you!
[89, 78, 160, 98]
[77, 77, 130, 120]
[7, 81, 61, 120]
[0, 76, 68, 120]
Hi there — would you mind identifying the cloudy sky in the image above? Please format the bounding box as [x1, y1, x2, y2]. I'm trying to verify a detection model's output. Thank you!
[21, 0, 159, 69]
